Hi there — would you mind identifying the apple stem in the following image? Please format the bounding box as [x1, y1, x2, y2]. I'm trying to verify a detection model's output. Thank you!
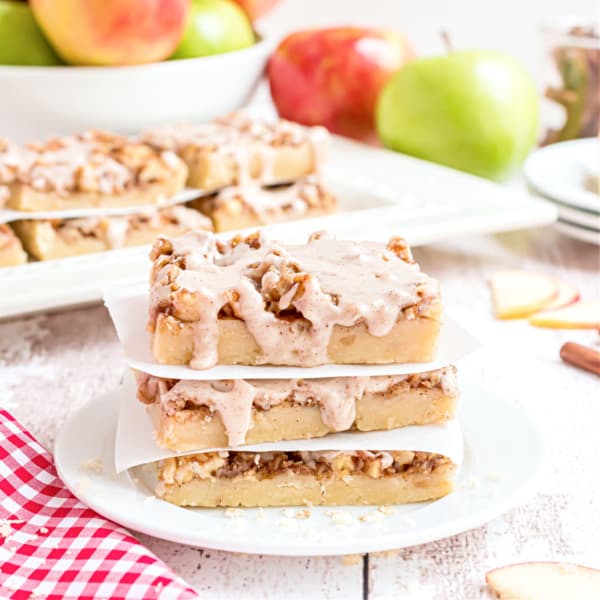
[440, 31, 453, 53]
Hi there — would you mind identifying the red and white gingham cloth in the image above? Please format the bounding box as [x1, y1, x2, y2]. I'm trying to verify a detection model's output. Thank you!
[0, 409, 199, 600]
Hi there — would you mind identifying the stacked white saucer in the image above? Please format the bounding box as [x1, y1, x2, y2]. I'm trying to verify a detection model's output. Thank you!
[524, 138, 599, 244]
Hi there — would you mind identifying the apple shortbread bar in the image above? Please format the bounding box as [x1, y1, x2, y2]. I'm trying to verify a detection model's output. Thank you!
[148, 230, 442, 369]
[0, 130, 188, 211]
[141, 110, 329, 190]
[188, 177, 338, 232]
[12, 206, 212, 261]
[157, 450, 456, 507]
[135, 366, 458, 450]
[0, 224, 27, 267]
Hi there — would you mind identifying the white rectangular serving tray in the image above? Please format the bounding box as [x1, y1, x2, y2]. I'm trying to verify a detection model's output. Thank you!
[0, 136, 557, 319]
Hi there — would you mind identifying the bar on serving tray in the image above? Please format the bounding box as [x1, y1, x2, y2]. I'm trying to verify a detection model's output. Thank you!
[156, 450, 457, 507]
[147, 230, 442, 369]
[0, 130, 188, 211]
[0, 224, 27, 267]
[12, 206, 212, 261]
[135, 366, 458, 450]
[188, 177, 338, 232]
[141, 111, 329, 191]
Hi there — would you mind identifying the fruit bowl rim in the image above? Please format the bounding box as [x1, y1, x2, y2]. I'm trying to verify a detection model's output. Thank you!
[0, 33, 273, 76]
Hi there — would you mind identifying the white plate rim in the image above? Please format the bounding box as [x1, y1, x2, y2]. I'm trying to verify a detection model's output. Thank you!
[54, 381, 543, 556]
[524, 138, 599, 213]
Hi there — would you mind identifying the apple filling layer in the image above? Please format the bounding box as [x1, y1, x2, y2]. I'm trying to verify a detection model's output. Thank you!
[188, 177, 338, 232]
[136, 366, 458, 450]
[0, 130, 188, 211]
[148, 231, 441, 369]
[0, 224, 27, 268]
[141, 110, 329, 190]
[12, 206, 212, 261]
[157, 450, 456, 507]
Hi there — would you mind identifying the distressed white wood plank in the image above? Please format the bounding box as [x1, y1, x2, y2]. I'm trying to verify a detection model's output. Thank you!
[368, 229, 600, 599]
[138, 537, 364, 599]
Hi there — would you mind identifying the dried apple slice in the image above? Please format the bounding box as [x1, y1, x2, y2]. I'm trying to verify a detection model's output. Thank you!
[490, 270, 558, 319]
[530, 299, 600, 329]
[486, 562, 600, 599]
[542, 282, 580, 311]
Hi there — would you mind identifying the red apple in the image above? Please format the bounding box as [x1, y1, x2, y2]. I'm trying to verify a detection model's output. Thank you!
[30, 0, 188, 66]
[232, 0, 278, 21]
[268, 27, 414, 142]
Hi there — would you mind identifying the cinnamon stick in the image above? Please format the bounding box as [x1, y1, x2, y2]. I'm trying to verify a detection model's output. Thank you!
[560, 342, 600, 376]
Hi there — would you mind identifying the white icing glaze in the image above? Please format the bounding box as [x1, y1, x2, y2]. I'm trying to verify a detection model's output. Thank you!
[103, 217, 130, 249]
[150, 231, 438, 369]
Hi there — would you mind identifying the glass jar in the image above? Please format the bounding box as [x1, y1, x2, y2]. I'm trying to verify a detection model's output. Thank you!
[540, 20, 599, 145]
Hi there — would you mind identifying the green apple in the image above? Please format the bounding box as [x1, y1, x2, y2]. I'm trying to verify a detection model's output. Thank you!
[171, 0, 255, 59]
[0, 0, 62, 65]
[376, 51, 539, 181]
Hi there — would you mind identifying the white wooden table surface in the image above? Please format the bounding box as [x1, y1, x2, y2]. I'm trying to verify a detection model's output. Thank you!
[1, 225, 599, 599]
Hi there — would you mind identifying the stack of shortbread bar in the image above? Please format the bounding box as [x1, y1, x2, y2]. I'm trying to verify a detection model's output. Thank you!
[124, 228, 460, 508]
[0, 112, 335, 267]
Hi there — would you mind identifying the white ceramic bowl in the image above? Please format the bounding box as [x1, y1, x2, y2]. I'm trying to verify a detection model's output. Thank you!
[0, 37, 274, 142]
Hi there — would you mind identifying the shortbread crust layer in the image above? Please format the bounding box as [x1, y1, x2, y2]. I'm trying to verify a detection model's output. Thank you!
[0, 224, 27, 267]
[157, 451, 456, 507]
[149, 231, 441, 369]
[188, 179, 338, 232]
[152, 312, 441, 367]
[136, 367, 458, 450]
[12, 206, 212, 261]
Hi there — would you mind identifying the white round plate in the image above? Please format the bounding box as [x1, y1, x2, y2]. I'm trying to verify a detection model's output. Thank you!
[524, 138, 599, 213]
[555, 220, 600, 245]
[54, 382, 542, 556]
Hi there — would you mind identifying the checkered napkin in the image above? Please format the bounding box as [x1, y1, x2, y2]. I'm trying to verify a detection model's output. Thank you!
[0, 409, 199, 600]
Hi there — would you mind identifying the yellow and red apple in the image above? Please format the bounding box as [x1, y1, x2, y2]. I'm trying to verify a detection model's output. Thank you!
[232, 0, 278, 21]
[30, 0, 189, 66]
[268, 27, 414, 142]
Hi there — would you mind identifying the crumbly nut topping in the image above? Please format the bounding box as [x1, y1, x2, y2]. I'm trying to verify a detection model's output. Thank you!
[143, 110, 328, 152]
[148, 231, 440, 369]
[0, 130, 185, 196]
[215, 111, 328, 147]
[158, 450, 452, 486]
[135, 366, 457, 446]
